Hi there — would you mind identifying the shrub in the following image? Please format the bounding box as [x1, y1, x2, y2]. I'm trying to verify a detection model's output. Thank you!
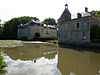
[0, 52, 7, 70]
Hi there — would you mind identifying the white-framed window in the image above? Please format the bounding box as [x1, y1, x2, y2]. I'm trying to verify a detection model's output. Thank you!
[82, 32, 87, 40]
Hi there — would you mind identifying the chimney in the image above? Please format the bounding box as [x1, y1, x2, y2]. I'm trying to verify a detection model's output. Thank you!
[85, 7, 88, 12]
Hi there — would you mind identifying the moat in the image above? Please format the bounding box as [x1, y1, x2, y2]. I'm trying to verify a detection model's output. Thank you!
[0, 42, 100, 75]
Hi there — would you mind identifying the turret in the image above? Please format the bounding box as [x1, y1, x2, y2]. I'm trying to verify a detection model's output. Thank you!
[58, 1, 71, 22]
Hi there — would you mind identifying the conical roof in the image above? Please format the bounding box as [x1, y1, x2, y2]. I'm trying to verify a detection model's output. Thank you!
[58, 6, 71, 21]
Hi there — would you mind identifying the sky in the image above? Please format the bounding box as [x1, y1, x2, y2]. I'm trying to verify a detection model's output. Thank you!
[0, 0, 100, 23]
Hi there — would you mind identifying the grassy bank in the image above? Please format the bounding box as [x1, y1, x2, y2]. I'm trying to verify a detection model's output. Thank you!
[0, 40, 23, 48]
[46, 40, 58, 45]
[0, 52, 7, 70]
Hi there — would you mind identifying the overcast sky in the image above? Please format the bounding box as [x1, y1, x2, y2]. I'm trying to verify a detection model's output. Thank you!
[0, 0, 100, 23]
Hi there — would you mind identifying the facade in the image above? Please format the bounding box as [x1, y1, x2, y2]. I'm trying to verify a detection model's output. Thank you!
[17, 20, 57, 40]
[58, 4, 100, 45]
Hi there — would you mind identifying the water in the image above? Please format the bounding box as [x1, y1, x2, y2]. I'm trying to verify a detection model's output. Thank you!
[0, 42, 100, 75]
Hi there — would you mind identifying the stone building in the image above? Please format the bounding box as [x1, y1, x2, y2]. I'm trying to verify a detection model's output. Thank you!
[58, 3, 100, 45]
[17, 20, 57, 40]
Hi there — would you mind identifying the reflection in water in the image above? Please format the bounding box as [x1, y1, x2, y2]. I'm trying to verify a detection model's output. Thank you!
[4, 54, 61, 75]
[0, 43, 61, 75]
[0, 42, 100, 75]
[58, 48, 100, 75]
[0, 70, 7, 75]
[1, 43, 59, 60]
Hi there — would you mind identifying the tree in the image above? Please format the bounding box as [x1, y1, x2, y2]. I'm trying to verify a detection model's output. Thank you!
[42, 18, 57, 25]
[91, 25, 100, 39]
[0, 26, 4, 39]
[0, 19, 4, 39]
[90, 10, 100, 17]
[3, 16, 40, 39]
[90, 10, 100, 41]
[33, 17, 40, 21]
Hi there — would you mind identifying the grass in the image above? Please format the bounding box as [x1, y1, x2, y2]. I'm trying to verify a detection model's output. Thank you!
[46, 40, 58, 45]
[0, 52, 7, 70]
[0, 40, 23, 48]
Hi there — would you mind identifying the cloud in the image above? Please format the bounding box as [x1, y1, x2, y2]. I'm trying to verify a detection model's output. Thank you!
[4, 55, 62, 75]
[0, 0, 100, 23]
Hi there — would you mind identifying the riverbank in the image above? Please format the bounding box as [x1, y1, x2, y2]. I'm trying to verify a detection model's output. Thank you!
[59, 43, 100, 52]
[0, 40, 23, 48]
[0, 40, 58, 48]
[46, 40, 58, 44]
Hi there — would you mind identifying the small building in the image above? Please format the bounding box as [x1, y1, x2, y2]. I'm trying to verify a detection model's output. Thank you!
[58, 3, 100, 45]
[17, 20, 57, 40]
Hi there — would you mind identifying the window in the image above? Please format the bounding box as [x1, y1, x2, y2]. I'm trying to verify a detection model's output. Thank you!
[82, 22, 88, 28]
[46, 31, 49, 35]
[58, 33, 60, 38]
[76, 23, 80, 28]
[28, 31, 30, 37]
[65, 24, 68, 30]
[84, 22, 87, 28]
[29, 28, 30, 31]
[69, 32, 73, 40]
[82, 32, 87, 40]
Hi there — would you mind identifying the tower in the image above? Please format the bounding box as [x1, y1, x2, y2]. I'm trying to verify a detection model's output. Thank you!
[58, 0, 71, 22]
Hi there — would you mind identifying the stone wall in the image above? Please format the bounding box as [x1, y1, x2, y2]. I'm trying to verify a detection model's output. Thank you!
[18, 23, 57, 40]
[58, 17, 91, 44]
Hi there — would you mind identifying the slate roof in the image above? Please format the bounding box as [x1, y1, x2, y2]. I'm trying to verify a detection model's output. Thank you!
[58, 8, 71, 21]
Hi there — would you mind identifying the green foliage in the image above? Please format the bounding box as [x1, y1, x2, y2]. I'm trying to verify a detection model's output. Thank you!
[47, 40, 58, 45]
[42, 18, 57, 25]
[90, 10, 100, 17]
[33, 17, 40, 21]
[0, 26, 4, 39]
[91, 25, 100, 40]
[3, 16, 40, 39]
[0, 19, 4, 39]
[0, 52, 7, 70]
